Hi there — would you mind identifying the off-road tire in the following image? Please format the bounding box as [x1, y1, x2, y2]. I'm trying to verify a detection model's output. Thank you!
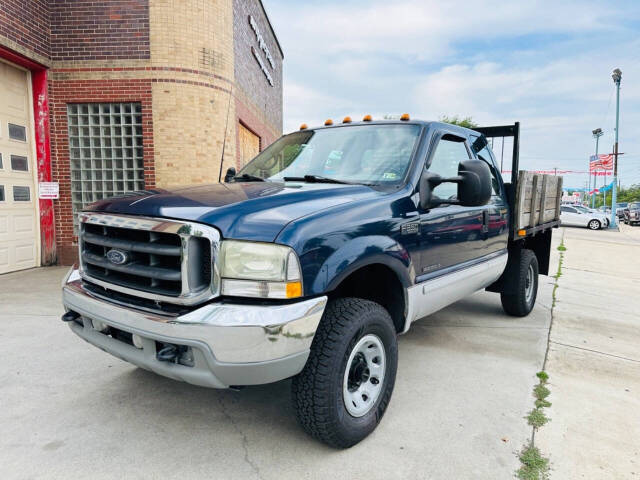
[291, 297, 398, 448]
[500, 249, 539, 317]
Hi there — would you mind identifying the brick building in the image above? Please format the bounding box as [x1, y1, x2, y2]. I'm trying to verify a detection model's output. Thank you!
[0, 0, 283, 272]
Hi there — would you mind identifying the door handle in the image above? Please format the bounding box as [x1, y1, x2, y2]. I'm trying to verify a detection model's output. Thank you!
[482, 210, 489, 234]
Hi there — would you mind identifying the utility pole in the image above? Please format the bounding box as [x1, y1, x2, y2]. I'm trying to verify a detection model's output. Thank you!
[610, 68, 621, 228]
[591, 128, 603, 208]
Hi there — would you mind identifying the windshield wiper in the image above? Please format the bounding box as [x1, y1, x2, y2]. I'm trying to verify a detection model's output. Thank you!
[283, 175, 356, 185]
[233, 173, 265, 182]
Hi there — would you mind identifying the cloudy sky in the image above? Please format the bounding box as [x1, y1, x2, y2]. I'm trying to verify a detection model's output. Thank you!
[266, 0, 640, 189]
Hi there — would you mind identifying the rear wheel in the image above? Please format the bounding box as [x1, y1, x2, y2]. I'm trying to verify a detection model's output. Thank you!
[292, 297, 398, 448]
[588, 219, 601, 230]
[501, 249, 539, 317]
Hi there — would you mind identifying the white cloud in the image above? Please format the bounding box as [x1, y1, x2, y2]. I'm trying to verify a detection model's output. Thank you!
[266, 0, 640, 186]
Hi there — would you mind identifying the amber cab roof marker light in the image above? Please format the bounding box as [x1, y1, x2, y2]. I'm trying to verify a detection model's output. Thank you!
[400, 113, 411, 121]
[362, 114, 372, 122]
[299, 123, 308, 130]
[324, 119, 334, 126]
[342, 116, 352, 124]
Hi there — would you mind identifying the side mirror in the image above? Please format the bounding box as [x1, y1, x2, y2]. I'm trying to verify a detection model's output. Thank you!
[419, 159, 492, 209]
[457, 159, 492, 206]
[224, 167, 237, 183]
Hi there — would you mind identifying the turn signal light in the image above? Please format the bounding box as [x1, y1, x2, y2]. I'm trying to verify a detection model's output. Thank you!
[299, 123, 308, 130]
[286, 281, 303, 299]
[363, 114, 372, 122]
[324, 119, 334, 126]
[400, 113, 411, 121]
[518, 229, 526, 237]
[342, 116, 352, 123]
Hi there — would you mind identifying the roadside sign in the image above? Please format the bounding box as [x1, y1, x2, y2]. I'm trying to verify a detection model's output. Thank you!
[38, 182, 59, 200]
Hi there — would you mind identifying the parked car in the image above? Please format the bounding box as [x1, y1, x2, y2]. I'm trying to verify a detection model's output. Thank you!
[573, 205, 609, 226]
[623, 202, 640, 225]
[61, 120, 560, 448]
[616, 202, 628, 219]
[560, 205, 608, 229]
[597, 206, 611, 215]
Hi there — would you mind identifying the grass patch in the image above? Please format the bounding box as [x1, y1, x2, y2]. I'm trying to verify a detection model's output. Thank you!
[536, 371, 549, 383]
[517, 445, 550, 480]
[527, 408, 550, 428]
[535, 399, 552, 408]
[533, 384, 551, 400]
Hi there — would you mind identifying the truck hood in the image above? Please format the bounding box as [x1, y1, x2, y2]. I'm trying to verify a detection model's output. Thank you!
[85, 182, 381, 241]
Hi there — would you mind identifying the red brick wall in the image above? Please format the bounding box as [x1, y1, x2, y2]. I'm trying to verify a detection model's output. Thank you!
[0, 0, 50, 59]
[50, 0, 150, 61]
[49, 78, 155, 264]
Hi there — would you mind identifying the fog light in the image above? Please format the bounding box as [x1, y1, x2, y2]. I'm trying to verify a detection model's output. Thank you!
[92, 319, 109, 332]
[132, 334, 144, 349]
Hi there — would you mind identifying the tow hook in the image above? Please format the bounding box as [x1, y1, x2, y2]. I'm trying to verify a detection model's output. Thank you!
[61, 310, 81, 323]
[156, 343, 187, 363]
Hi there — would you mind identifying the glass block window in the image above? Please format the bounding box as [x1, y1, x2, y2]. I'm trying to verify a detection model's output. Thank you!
[67, 102, 145, 231]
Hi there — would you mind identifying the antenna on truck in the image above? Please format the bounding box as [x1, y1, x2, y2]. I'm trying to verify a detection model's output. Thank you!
[217, 84, 234, 183]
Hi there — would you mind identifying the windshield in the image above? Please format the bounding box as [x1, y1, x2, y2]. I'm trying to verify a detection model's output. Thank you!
[629, 203, 640, 210]
[574, 206, 591, 213]
[237, 124, 421, 185]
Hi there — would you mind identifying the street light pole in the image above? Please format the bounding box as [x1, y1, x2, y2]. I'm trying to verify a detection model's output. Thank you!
[610, 68, 621, 228]
[591, 128, 603, 208]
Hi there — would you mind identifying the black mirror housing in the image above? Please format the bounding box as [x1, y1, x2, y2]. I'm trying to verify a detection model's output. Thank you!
[419, 159, 492, 209]
[224, 166, 237, 183]
[457, 160, 492, 206]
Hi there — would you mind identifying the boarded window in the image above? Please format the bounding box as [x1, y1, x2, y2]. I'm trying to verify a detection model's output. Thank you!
[238, 123, 260, 168]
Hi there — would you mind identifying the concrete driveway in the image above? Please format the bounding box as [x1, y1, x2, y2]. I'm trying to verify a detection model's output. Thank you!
[1, 263, 553, 479]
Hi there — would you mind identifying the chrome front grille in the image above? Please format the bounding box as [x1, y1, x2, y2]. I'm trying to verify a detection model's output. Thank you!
[79, 213, 220, 305]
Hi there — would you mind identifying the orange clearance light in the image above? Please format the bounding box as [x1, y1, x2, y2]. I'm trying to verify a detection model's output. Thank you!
[400, 113, 411, 121]
[518, 229, 526, 237]
[324, 119, 334, 126]
[363, 114, 372, 122]
[342, 116, 352, 123]
[299, 123, 308, 130]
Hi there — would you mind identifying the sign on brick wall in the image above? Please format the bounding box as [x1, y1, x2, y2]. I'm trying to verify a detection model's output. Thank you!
[248, 15, 275, 87]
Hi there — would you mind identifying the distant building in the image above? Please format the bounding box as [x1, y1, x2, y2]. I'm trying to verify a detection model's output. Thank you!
[0, 0, 283, 270]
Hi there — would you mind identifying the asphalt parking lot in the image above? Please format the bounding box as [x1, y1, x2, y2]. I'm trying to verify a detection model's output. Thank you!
[2, 246, 555, 479]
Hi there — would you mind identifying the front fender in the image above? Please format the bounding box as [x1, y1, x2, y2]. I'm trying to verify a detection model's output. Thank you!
[307, 235, 414, 295]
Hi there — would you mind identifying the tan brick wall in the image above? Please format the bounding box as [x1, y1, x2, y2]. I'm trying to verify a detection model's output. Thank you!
[149, 0, 236, 186]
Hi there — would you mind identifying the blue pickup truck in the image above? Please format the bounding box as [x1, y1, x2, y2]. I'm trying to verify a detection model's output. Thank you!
[62, 117, 561, 448]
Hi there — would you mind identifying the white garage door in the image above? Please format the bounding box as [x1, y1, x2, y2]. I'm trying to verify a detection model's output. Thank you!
[0, 60, 38, 274]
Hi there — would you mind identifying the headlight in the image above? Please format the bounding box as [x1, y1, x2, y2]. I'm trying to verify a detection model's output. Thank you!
[219, 240, 303, 299]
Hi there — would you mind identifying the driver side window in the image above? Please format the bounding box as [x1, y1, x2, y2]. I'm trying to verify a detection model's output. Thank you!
[428, 135, 470, 199]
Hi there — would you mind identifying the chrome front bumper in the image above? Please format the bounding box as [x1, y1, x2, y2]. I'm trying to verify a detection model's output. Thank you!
[62, 268, 327, 388]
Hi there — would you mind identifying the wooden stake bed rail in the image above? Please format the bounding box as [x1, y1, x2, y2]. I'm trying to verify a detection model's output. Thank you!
[513, 171, 563, 237]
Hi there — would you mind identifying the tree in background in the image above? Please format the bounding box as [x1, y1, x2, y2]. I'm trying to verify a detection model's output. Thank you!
[440, 115, 478, 128]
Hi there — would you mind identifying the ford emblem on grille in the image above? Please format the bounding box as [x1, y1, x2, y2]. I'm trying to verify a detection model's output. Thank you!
[106, 249, 130, 265]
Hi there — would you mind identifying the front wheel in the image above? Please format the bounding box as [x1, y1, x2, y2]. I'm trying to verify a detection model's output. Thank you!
[292, 298, 398, 448]
[501, 249, 539, 317]
[588, 219, 601, 230]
